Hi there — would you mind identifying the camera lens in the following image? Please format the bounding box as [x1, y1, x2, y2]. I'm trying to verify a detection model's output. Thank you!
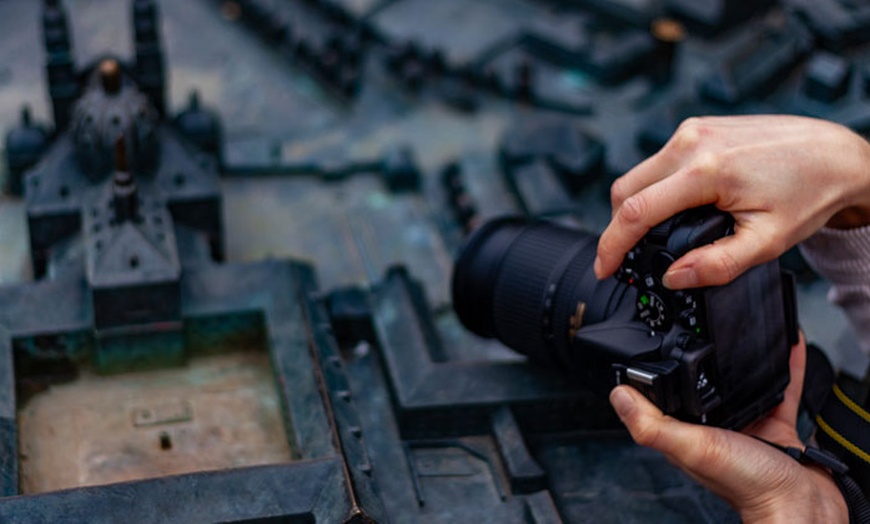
[451, 218, 630, 366]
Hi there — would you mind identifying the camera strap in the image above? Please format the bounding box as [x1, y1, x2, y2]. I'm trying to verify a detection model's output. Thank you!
[817, 384, 870, 460]
[813, 385, 870, 523]
[816, 383, 870, 487]
[796, 344, 870, 521]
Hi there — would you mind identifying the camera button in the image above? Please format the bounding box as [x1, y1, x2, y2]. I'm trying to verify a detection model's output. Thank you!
[644, 274, 656, 288]
[616, 265, 637, 283]
[626, 367, 657, 386]
[676, 291, 697, 310]
[680, 310, 701, 331]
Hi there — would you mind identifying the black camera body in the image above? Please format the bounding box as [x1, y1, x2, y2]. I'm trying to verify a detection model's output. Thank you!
[452, 206, 799, 430]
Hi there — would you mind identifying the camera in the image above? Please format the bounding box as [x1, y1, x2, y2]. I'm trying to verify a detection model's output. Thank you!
[451, 206, 798, 430]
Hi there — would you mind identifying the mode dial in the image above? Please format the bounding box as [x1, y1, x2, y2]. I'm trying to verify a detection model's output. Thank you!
[637, 291, 670, 331]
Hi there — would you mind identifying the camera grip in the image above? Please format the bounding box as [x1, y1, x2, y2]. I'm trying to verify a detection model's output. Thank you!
[574, 322, 683, 414]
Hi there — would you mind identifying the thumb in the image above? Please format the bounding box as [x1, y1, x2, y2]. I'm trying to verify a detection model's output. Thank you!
[662, 232, 774, 289]
[610, 385, 802, 508]
[609, 385, 702, 458]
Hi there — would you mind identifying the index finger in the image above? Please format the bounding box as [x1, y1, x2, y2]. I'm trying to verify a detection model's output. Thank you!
[610, 148, 683, 213]
[611, 116, 721, 212]
[594, 163, 720, 279]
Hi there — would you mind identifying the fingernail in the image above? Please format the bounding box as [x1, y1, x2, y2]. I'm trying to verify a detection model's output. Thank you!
[663, 267, 698, 289]
[610, 387, 635, 419]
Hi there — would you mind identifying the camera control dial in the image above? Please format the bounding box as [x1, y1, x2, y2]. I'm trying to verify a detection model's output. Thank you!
[637, 291, 669, 330]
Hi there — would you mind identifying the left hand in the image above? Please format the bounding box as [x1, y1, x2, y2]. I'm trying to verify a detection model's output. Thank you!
[594, 115, 870, 289]
[609, 335, 848, 523]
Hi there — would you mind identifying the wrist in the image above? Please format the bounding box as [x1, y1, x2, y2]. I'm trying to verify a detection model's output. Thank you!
[737, 467, 847, 523]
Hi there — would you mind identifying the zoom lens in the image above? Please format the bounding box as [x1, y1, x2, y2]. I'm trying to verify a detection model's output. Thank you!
[451, 218, 631, 366]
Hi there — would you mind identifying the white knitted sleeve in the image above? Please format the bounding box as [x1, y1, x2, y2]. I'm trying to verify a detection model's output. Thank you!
[800, 225, 870, 356]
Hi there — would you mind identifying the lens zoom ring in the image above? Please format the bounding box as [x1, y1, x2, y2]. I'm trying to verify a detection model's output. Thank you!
[549, 243, 600, 362]
[491, 224, 592, 359]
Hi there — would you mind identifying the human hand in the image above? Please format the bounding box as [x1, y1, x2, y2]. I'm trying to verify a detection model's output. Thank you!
[609, 335, 848, 523]
[594, 115, 870, 289]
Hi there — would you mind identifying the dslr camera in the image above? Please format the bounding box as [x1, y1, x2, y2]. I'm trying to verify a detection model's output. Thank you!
[451, 206, 798, 430]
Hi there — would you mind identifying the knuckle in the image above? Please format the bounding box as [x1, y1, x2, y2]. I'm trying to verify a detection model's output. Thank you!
[629, 417, 663, 449]
[610, 177, 629, 207]
[619, 194, 649, 226]
[685, 151, 721, 180]
[712, 249, 743, 284]
[696, 151, 721, 176]
[670, 118, 707, 153]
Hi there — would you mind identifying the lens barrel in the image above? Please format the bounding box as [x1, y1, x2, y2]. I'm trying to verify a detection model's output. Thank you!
[451, 218, 629, 365]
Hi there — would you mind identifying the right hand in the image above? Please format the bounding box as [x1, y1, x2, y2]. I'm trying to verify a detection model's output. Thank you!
[610, 335, 848, 523]
[594, 115, 870, 289]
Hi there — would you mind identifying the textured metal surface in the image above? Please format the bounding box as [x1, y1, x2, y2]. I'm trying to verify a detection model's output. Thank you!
[18, 351, 292, 494]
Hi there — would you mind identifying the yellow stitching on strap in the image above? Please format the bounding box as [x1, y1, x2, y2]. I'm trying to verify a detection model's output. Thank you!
[833, 384, 870, 424]
[816, 415, 870, 465]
